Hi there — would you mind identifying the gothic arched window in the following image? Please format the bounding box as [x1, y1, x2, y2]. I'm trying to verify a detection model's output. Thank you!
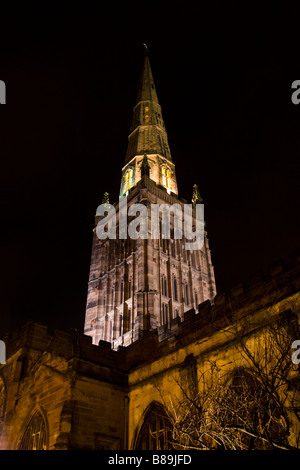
[161, 276, 167, 297]
[170, 239, 175, 257]
[120, 281, 124, 303]
[19, 410, 48, 450]
[173, 276, 178, 301]
[162, 304, 168, 324]
[219, 368, 288, 450]
[135, 402, 173, 450]
[185, 284, 189, 306]
[0, 377, 5, 423]
[194, 291, 198, 310]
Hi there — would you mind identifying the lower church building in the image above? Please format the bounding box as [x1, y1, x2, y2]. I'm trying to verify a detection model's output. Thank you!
[0, 253, 299, 450]
[0, 53, 299, 450]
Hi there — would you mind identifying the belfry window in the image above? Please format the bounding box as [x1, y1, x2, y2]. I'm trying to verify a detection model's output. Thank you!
[19, 410, 48, 450]
[124, 168, 134, 194]
[167, 170, 171, 188]
[161, 166, 171, 190]
[162, 276, 167, 297]
[170, 239, 175, 257]
[185, 284, 189, 306]
[162, 303, 168, 324]
[173, 276, 178, 301]
[120, 282, 124, 303]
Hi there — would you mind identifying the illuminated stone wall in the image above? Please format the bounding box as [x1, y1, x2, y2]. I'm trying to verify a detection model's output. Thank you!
[84, 175, 216, 348]
[0, 323, 127, 450]
[1, 254, 299, 450]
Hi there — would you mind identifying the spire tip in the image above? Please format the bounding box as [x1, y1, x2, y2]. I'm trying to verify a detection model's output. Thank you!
[141, 42, 149, 55]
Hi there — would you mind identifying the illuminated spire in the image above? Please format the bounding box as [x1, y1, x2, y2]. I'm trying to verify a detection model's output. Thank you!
[135, 51, 159, 105]
[124, 53, 172, 164]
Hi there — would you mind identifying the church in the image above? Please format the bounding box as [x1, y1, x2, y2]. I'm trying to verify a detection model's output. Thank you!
[0, 53, 299, 451]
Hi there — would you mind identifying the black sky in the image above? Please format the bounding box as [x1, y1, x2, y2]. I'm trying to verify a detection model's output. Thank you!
[0, 2, 299, 338]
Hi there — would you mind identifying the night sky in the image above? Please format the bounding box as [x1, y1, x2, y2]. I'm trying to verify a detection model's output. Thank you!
[0, 2, 299, 338]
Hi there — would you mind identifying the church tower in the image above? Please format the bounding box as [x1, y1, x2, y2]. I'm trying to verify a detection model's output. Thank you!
[84, 52, 216, 348]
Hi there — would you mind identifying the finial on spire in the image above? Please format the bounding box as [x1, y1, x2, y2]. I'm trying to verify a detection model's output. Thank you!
[141, 42, 149, 55]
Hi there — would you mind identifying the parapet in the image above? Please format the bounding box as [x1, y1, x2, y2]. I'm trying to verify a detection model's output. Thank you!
[3, 250, 299, 376]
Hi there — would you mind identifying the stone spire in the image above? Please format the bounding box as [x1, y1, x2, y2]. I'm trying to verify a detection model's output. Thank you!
[135, 52, 159, 105]
[124, 53, 173, 164]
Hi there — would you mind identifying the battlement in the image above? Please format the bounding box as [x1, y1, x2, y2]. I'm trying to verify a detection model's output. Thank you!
[4, 250, 300, 376]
